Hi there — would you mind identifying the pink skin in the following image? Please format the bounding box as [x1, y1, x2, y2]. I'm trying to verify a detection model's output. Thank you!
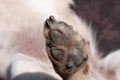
[10, 27, 50, 63]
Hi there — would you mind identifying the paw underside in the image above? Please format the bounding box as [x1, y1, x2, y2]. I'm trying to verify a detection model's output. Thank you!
[44, 16, 88, 79]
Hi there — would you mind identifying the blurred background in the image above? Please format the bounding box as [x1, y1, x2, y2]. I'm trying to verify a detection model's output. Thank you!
[72, 0, 120, 57]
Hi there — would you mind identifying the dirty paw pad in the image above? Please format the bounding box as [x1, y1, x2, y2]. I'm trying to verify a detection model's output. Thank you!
[44, 16, 88, 79]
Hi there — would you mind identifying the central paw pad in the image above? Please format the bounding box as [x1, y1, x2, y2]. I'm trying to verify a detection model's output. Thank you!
[44, 16, 88, 79]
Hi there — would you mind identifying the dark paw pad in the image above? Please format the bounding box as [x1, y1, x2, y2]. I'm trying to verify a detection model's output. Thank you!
[44, 16, 88, 79]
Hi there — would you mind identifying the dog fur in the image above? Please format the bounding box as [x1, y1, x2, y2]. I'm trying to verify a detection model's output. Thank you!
[0, 0, 120, 80]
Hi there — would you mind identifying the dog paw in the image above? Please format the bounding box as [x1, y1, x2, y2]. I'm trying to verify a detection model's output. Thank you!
[44, 16, 88, 79]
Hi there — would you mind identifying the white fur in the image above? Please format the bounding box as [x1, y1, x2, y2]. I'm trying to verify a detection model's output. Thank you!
[10, 54, 61, 80]
[0, 0, 120, 80]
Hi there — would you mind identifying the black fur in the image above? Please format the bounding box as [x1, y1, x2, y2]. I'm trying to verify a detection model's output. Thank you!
[13, 72, 57, 80]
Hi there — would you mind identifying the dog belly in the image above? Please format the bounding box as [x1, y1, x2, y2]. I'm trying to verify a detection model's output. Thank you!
[0, 0, 105, 80]
[0, 0, 70, 79]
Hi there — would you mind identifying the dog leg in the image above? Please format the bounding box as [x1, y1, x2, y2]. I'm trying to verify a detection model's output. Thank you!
[44, 16, 89, 80]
